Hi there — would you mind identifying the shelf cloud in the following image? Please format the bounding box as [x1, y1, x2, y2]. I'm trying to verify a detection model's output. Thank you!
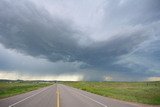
[0, 0, 160, 81]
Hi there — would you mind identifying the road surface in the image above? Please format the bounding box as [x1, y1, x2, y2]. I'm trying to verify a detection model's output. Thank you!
[0, 84, 156, 107]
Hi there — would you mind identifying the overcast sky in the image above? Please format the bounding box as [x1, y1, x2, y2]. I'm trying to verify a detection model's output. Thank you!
[0, 0, 160, 81]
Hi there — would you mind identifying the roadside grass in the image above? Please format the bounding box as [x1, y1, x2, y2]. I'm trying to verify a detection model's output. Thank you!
[62, 81, 160, 105]
[0, 81, 53, 99]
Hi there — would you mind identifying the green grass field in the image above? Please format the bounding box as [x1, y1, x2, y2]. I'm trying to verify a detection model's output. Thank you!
[0, 81, 53, 99]
[62, 81, 160, 105]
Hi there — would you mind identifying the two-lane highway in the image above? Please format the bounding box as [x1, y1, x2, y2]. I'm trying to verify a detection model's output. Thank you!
[0, 84, 156, 107]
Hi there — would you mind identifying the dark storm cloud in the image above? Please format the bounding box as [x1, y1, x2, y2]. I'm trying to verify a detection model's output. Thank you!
[0, 0, 160, 81]
[0, 0, 82, 62]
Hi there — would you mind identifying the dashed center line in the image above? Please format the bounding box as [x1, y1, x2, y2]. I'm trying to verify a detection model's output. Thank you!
[56, 85, 60, 107]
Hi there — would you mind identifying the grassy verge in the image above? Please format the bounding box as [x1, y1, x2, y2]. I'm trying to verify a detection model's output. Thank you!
[0, 81, 53, 99]
[62, 81, 160, 105]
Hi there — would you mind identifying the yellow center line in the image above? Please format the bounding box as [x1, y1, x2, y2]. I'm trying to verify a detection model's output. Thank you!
[56, 85, 60, 107]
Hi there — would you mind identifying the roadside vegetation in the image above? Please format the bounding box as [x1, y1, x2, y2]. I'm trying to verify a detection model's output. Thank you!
[62, 81, 160, 105]
[0, 80, 53, 99]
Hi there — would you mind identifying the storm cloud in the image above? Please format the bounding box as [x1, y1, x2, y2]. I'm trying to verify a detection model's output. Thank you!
[0, 0, 160, 81]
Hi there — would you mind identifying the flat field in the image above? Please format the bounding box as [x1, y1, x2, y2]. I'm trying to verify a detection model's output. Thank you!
[62, 81, 160, 105]
[0, 81, 53, 99]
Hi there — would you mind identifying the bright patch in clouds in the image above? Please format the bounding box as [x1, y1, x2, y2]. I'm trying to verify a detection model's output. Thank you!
[104, 76, 113, 81]
[148, 77, 160, 81]
[0, 71, 83, 81]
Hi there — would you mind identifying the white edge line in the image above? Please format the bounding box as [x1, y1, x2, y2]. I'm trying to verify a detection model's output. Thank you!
[8, 87, 50, 107]
[75, 91, 108, 107]
[62, 85, 108, 107]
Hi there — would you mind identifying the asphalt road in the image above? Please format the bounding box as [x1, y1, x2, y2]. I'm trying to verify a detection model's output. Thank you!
[0, 85, 56, 107]
[0, 84, 156, 107]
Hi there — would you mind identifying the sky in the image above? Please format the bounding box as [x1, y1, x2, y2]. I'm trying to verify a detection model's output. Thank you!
[0, 0, 160, 81]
